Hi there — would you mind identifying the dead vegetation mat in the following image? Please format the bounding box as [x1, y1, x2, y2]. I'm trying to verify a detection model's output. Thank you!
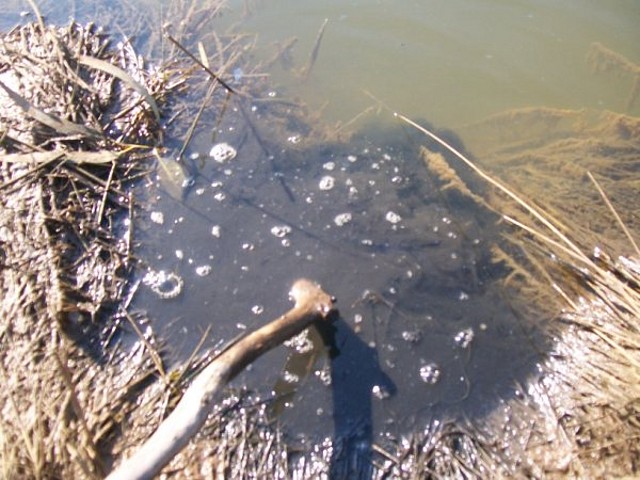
[412, 105, 640, 478]
[0, 14, 175, 479]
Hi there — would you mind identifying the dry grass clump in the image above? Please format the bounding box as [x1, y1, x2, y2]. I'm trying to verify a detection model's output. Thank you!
[0, 21, 171, 149]
[395, 112, 640, 478]
[0, 5, 189, 478]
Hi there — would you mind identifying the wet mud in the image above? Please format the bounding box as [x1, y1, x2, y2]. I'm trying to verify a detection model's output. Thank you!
[133, 106, 548, 447]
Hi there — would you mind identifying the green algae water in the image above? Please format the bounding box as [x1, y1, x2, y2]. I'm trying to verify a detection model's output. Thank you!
[230, 0, 640, 130]
[4, 1, 637, 136]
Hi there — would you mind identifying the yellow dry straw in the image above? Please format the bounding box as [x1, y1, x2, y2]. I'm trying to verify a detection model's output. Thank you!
[394, 112, 594, 267]
[78, 56, 161, 122]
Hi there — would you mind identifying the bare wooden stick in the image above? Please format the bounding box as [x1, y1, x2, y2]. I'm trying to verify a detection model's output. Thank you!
[106, 279, 335, 480]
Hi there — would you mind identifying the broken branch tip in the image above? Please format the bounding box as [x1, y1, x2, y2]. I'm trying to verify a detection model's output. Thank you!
[289, 278, 335, 318]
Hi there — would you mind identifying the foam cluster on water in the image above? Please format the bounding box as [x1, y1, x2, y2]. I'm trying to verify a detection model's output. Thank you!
[333, 212, 352, 226]
[419, 362, 441, 385]
[209, 142, 237, 163]
[318, 175, 335, 190]
[271, 225, 292, 238]
[195, 265, 211, 277]
[454, 327, 475, 349]
[150, 211, 164, 224]
[385, 211, 402, 224]
[143, 269, 183, 299]
[284, 329, 314, 354]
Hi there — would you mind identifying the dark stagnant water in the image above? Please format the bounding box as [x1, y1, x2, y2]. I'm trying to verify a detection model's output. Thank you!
[132, 105, 547, 441]
[3, 0, 637, 446]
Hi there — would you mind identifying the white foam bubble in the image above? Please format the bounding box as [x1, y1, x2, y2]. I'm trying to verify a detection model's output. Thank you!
[385, 211, 402, 224]
[334, 212, 352, 226]
[318, 175, 335, 191]
[209, 142, 237, 163]
[419, 363, 441, 385]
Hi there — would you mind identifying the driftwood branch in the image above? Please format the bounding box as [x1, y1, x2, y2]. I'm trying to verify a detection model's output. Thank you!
[106, 279, 335, 480]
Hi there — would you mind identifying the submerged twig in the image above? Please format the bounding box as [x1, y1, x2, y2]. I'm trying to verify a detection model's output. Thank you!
[177, 80, 219, 161]
[123, 310, 167, 382]
[166, 34, 237, 94]
[299, 18, 329, 80]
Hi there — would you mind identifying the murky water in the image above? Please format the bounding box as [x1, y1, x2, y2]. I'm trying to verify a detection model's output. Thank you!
[133, 103, 547, 442]
[231, 0, 640, 128]
[3, 0, 637, 449]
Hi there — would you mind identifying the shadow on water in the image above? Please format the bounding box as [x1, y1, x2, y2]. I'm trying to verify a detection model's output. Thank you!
[317, 316, 396, 480]
[268, 313, 394, 479]
[269, 313, 396, 480]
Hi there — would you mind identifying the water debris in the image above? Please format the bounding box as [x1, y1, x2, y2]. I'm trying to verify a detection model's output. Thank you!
[283, 370, 300, 383]
[209, 142, 238, 163]
[333, 212, 352, 226]
[299, 18, 329, 80]
[284, 329, 315, 355]
[419, 363, 441, 385]
[372, 384, 392, 400]
[401, 330, 422, 343]
[195, 265, 212, 277]
[143, 270, 184, 299]
[251, 305, 264, 315]
[155, 149, 194, 201]
[323, 161, 336, 170]
[421, 147, 486, 206]
[384, 211, 402, 224]
[150, 211, 165, 224]
[453, 328, 475, 349]
[318, 175, 335, 190]
[271, 225, 292, 238]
